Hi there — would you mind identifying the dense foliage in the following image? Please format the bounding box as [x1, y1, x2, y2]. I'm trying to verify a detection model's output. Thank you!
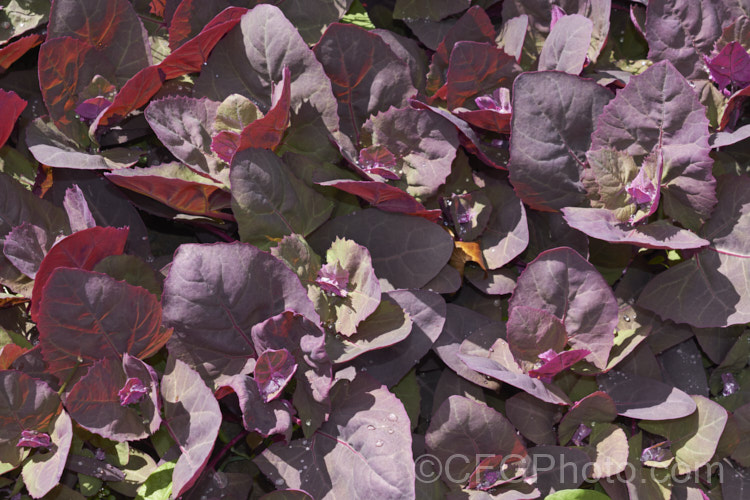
[1, 0, 750, 498]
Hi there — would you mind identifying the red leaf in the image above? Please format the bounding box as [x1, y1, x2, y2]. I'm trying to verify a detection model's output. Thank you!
[93, 7, 246, 129]
[150, 0, 166, 17]
[254, 348, 298, 403]
[0, 343, 28, 370]
[319, 179, 440, 219]
[36, 268, 169, 384]
[0, 34, 44, 72]
[38, 37, 95, 136]
[0, 89, 27, 149]
[104, 164, 232, 219]
[30, 226, 128, 320]
[528, 348, 591, 383]
[445, 42, 519, 110]
[452, 109, 511, 135]
[211, 66, 292, 162]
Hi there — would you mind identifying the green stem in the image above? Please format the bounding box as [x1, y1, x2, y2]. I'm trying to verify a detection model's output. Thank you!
[57, 358, 82, 395]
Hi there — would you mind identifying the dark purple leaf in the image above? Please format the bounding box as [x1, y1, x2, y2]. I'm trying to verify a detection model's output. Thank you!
[538, 14, 593, 74]
[362, 106, 460, 201]
[432, 305, 501, 390]
[507, 306, 567, 364]
[255, 348, 298, 403]
[74, 97, 112, 121]
[64, 356, 161, 441]
[36, 268, 169, 384]
[562, 208, 710, 249]
[706, 41, 750, 90]
[481, 180, 529, 270]
[372, 29, 429, 93]
[458, 349, 572, 405]
[426, 395, 526, 486]
[348, 289, 446, 387]
[509, 247, 618, 369]
[645, 0, 744, 78]
[558, 391, 617, 444]
[571, 423, 592, 446]
[425, 6, 496, 97]
[0, 371, 71, 498]
[597, 370, 696, 420]
[220, 374, 295, 440]
[2, 223, 51, 279]
[444, 42, 520, 111]
[230, 148, 333, 249]
[358, 145, 400, 180]
[393, 0, 470, 21]
[162, 242, 318, 386]
[505, 393, 559, 445]
[193, 5, 342, 161]
[308, 208, 454, 289]
[508, 71, 613, 211]
[527, 445, 591, 495]
[161, 356, 222, 498]
[657, 339, 709, 397]
[590, 61, 715, 230]
[313, 24, 416, 145]
[255, 375, 415, 499]
[144, 96, 225, 183]
[63, 185, 97, 233]
[638, 175, 750, 327]
[30, 226, 129, 320]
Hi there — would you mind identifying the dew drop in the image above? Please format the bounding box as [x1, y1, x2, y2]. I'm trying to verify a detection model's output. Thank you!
[302, 439, 308, 445]
[623, 315, 631, 322]
[493, 299, 501, 307]
[387, 413, 398, 422]
[488, 347, 494, 353]
[361, 367, 367, 372]
[375, 439, 384, 447]
[305, 419, 312, 426]
[387, 428, 394, 434]
[367, 424, 375, 430]
[275, 478, 284, 486]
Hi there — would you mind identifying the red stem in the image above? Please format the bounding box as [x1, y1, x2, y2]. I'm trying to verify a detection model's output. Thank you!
[207, 429, 249, 471]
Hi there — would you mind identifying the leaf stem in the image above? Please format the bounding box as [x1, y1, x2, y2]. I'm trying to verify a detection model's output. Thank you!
[58, 357, 82, 395]
[207, 429, 249, 471]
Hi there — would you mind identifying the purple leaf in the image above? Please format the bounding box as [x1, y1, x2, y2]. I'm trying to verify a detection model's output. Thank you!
[161, 356, 221, 498]
[505, 393, 558, 445]
[63, 185, 97, 232]
[393, 0, 470, 22]
[231, 149, 333, 249]
[255, 375, 415, 499]
[444, 41, 520, 111]
[527, 348, 591, 383]
[308, 208, 454, 289]
[319, 180, 434, 218]
[562, 207, 710, 250]
[3, 223, 51, 279]
[645, 0, 744, 78]
[314, 23, 415, 147]
[458, 349, 572, 405]
[509, 247, 618, 369]
[255, 348, 298, 403]
[590, 61, 715, 230]
[362, 106, 460, 201]
[348, 289, 446, 387]
[118, 377, 149, 406]
[475, 87, 512, 112]
[221, 375, 295, 440]
[426, 395, 527, 486]
[558, 391, 617, 445]
[358, 145, 400, 180]
[195, 5, 343, 161]
[36, 268, 168, 385]
[0, 371, 71, 498]
[162, 242, 318, 386]
[74, 97, 112, 121]
[315, 262, 349, 298]
[638, 175, 750, 327]
[16, 430, 51, 449]
[64, 356, 161, 441]
[705, 41, 750, 90]
[508, 71, 613, 211]
[507, 307, 567, 364]
[144, 96, 226, 183]
[432, 305, 501, 390]
[597, 371, 696, 420]
[538, 14, 593, 74]
[571, 424, 592, 447]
